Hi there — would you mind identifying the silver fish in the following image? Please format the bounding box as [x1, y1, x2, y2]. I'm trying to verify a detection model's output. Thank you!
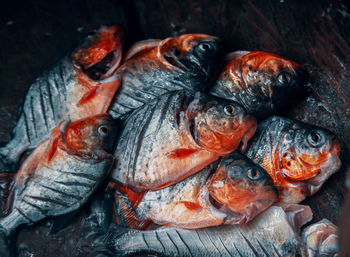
[108, 34, 224, 119]
[0, 114, 117, 247]
[110, 90, 257, 191]
[89, 205, 312, 257]
[0, 26, 123, 172]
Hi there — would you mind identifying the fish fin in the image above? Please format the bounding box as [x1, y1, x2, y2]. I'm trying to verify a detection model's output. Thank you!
[85, 186, 113, 231]
[0, 228, 11, 257]
[225, 51, 251, 61]
[0, 158, 14, 174]
[109, 182, 146, 209]
[124, 39, 161, 61]
[167, 148, 198, 159]
[49, 209, 80, 234]
[0, 173, 16, 217]
[177, 201, 202, 211]
[112, 191, 151, 230]
[78, 86, 99, 107]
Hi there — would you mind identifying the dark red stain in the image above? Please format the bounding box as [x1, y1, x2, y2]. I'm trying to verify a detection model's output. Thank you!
[110, 182, 147, 209]
[78, 86, 98, 106]
[167, 148, 197, 159]
[178, 201, 202, 211]
[47, 137, 58, 163]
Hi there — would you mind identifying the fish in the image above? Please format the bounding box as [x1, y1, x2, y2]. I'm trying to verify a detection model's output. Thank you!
[108, 33, 225, 119]
[112, 152, 278, 230]
[0, 25, 124, 171]
[110, 90, 257, 193]
[209, 51, 309, 119]
[0, 114, 118, 249]
[245, 116, 341, 203]
[302, 219, 339, 257]
[87, 204, 313, 257]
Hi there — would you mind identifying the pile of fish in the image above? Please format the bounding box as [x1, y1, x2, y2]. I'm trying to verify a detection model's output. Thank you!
[0, 25, 342, 257]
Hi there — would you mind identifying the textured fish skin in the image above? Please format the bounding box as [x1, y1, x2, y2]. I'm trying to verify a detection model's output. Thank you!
[108, 34, 225, 119]
[0, 114, 118, 238]
[245, 116, 341, 203]
[110, 90, 257, 191]
[113, 152, 277, 230]
[210, 51, 309, 119]
[302, 219, 339, 257]
[0, 25, 123, 172]
[90, 206, 308, 257]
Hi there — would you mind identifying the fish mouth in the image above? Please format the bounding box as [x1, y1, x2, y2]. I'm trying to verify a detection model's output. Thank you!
[82, 49, 122, 81]
[163, 52, 209, 78]
[73, 25, 123, 81]
[208, 189, 276, 225]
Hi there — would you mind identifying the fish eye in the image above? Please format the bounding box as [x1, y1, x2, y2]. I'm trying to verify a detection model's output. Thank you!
[98, 125, 111, 137]
[276, 72, 293, 85]
[197, 42, 213, 53]
[247, 169, 261, 180]
[307, 130, 325, 148]
[224, 105, 236, 116]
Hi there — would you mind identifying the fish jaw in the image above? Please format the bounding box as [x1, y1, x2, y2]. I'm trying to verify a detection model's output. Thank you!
[73, 25, 123, 79]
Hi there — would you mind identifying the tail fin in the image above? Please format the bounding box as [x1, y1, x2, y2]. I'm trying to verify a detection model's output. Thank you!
[0, 173, 15, 217]
[0, 227, 12, 257]
[0, 152, 16, 173]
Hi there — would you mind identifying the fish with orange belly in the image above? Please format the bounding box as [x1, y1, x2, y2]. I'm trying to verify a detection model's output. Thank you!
[209, 51, 309, 119]
[110, 90, 257, 199]
[0, 25, 123, 171]
[108, 34, 224, 119]
[0, 114, 118, 256]
[245, 116, 341, 203]
[112, 152, 278, 230]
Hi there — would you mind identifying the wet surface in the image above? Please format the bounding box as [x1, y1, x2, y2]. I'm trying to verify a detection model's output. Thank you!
[0, 0, 349, 256]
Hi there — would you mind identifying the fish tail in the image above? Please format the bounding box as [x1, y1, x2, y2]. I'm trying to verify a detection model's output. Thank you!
[0, 227, 12, 257]
[0, 173, 16, 217]
[0, 149, 17, 173]
[0, 209, 27, 238]
[0, 140, 29, 172]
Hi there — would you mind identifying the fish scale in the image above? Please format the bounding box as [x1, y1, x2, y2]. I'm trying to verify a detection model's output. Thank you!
[111, 90, 257, 191]
[108, 34, 224, 119]
[101, 206, 304, 257]
[0, 26, 123, 172]
[0, 148, 112, 236]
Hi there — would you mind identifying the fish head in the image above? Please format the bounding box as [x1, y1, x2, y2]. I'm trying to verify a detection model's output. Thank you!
[190, 97, 257, 154]
[159, 34, 224, 85]
[276, 121, 341, 198]
[228, 51, 309, 117]
[278, 121, 341, 184]
[62, 114, 118, 160]
[72, 25, 124, 81]
[208, 153, 278, 224]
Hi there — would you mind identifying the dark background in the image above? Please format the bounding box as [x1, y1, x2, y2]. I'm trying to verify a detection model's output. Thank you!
[0, 0, 350, 255]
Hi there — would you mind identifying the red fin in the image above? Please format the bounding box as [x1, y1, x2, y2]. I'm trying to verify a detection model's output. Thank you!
[78, 86, 99, 106]
[47, 137, 59, 162]
[167, 149, 197, 159]
[110, 182, 147, 209]
[178, 201, 202, 211]
[0, 173, 15, 217]
[112, 190, 151, 230]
